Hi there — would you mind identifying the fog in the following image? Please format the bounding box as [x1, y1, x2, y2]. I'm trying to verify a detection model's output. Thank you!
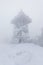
[0, 0, 43, 43]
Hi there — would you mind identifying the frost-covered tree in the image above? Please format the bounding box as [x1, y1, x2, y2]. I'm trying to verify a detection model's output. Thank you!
[11, 11, 31, 43]
[37, 28, 43, 46]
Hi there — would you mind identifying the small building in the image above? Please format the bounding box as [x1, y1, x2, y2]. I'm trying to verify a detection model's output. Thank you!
[11, 11, 32, 43]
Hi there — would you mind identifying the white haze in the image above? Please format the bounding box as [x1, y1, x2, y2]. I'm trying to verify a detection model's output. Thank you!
[0, 0, 43, 43]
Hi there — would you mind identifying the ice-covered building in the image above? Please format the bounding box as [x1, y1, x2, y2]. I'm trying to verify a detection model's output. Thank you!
[11, 11, 32, 43]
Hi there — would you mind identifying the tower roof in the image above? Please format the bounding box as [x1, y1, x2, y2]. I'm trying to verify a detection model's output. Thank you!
[12, 11, 31, 28]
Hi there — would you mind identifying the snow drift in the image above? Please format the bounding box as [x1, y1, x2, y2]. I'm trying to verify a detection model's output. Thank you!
[0, 43, 43, 65]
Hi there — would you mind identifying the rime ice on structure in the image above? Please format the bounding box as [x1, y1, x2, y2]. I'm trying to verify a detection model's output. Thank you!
[12, 11, 31, 43]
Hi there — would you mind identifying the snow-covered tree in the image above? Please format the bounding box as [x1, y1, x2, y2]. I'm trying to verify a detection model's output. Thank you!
[11, 11, 31, 43]
[37, 28, 43, 46]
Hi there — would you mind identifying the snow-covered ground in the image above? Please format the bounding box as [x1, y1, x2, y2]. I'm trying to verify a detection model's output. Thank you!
[0, 43, 43, 65]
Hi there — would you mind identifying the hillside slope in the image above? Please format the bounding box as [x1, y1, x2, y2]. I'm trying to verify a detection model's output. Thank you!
[0, 43, 43, 65]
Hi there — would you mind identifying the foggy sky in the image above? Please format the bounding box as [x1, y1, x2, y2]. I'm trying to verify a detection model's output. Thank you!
[0, 0, 43, 43]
